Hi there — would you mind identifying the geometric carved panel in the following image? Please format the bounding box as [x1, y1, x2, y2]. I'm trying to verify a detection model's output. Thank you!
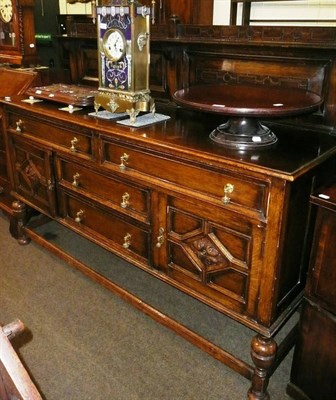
[11, 138, 55, 215]
[17, 156, 43, 194]
[168, 207, 252, 304]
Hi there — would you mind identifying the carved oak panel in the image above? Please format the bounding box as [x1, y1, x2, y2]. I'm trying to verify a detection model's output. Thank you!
[9, 136, 56, 216]
[165, 196, 265, 313]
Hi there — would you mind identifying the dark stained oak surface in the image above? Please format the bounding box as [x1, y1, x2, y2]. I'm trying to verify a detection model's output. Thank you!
[2, 96, 336, 179]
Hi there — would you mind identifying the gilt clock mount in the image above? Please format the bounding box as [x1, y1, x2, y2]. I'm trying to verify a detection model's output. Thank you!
[0, 0, 38, 66]
[95, 0, 154, 121]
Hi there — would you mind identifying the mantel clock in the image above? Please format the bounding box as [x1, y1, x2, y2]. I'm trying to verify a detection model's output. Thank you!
[0, 0, 38, 66]
[95, 0, 154, 120]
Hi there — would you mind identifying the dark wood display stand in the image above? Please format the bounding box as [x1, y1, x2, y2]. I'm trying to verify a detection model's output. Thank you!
[287, 183, 336, 400]
[173, 84, 322, 149]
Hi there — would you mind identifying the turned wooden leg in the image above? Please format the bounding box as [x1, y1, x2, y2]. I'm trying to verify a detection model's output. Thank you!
[247, 334, 277, 400]
[9, 200, 31, 245]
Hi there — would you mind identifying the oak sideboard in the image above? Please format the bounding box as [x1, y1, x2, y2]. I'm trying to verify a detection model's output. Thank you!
[1, 95, 336, 398]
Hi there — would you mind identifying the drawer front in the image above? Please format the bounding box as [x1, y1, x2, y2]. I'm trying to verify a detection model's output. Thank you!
[10, 135, 56, 216]
[59, 191, 150, 262]
[8, 112, 93, 158]
[102, 139, 268, 218]
[57, 157, 150, 222]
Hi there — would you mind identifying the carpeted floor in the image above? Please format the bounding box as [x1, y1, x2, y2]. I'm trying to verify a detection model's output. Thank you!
[0, 211, 295, 399]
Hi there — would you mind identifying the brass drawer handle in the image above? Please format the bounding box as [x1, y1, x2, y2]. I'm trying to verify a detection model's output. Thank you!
[119, 153, 129, 170]
[72, 173, 80, 187]
[74, 209, 84, 223]
[222, 183, 234, 204]
[156, 227, 165, 248]
[47, 179, 54, 191]
[121, 192, 130, 208]
[15, 119, 24, 133]
[70, 137, 79, 152]
[123, 233, 132, 249]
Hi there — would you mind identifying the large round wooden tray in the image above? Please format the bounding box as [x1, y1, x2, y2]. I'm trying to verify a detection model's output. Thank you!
[173, 84, 323, 150]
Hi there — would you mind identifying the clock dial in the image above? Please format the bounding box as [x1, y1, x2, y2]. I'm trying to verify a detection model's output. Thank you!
[103, 29, 126, 62]
[0, 0, 13, 23]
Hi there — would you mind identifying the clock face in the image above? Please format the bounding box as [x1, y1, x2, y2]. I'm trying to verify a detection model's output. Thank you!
[103, 29, 126, 62]
[0, 0, 13, 23]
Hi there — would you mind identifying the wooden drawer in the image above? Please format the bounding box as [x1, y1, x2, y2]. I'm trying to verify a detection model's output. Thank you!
[56, 157, 150, 223]
[58, 191, 150, 262]
[7, 111, 94, 158]
[102, 138, 269, 219]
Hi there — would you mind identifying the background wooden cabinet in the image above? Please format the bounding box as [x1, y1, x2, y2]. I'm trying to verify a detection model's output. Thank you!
[0, 68, 41, 214]
[143, 0, 213, 24]
[287, 184, 336, 400]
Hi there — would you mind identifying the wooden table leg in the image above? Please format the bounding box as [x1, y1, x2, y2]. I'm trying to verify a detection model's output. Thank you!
[247, 334, 277, 400]
[9, 200, 31, 245]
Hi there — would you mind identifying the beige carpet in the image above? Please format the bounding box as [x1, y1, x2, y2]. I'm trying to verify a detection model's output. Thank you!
[0, 212, 295, 399]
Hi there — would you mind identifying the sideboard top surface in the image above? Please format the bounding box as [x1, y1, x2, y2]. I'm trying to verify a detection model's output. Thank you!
[2, 96, 336, 180]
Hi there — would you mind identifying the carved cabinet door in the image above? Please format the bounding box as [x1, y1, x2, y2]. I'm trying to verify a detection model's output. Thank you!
[153, 192, 265, 318]
[9, 135, 56, 216]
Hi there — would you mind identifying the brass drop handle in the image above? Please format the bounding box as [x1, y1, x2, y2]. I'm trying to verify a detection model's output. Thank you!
[123, 233, 132, 249]
[47, 179, 54, 191]
[119, 153, 129, 170]
[72, 173, 80, 187]
[75, 209, 84, 223]
[70, 137, 79, 152]
[156, 227, 165, 248]
[121, 192, 130, 208]
[222, 183, 234, 204]
[15, 119, 24, 133]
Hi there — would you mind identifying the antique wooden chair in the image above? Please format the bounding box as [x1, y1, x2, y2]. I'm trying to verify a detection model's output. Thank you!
[0, 320, 42, 400]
